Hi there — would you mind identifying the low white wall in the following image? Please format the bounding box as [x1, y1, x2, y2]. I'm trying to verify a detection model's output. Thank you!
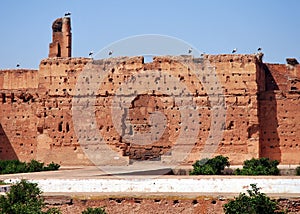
[5, 177, 300, 195]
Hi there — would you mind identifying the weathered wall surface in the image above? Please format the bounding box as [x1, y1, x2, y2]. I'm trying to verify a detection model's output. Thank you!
[0, 54, 299, 165]
[44, 195, 300, 214]
[259, 63, 300, 164]
[46, 196, 227, 214]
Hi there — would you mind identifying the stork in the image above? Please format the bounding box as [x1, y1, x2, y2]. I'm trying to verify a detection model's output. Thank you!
[232, 48, 237, 53]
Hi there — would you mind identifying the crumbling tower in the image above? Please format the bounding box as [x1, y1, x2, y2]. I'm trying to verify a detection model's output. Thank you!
[48, 17, 72, 58]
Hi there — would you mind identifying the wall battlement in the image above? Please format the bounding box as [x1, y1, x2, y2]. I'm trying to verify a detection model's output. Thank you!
[48, 17, 72, 58]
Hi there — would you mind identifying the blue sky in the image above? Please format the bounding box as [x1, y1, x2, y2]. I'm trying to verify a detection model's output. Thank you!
[0, 0, 299, 69]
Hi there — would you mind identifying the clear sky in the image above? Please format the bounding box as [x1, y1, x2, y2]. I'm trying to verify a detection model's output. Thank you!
[0, 0, 299, 69]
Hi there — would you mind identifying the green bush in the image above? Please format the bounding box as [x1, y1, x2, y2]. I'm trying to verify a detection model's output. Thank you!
[190, 155, 230, 175]
[43, 162, 60, 171]
[223, 184, 284, 214]
[235, 157, 279, 175]
[0, 160, 27, 174]
[45, 208, 62, 214]
[296, 166, 300, 175]
[82, 207, 107, 214]
[0, 160, 60, 174]
[27, 159, 44, 172]
[0, 179, 61, 214]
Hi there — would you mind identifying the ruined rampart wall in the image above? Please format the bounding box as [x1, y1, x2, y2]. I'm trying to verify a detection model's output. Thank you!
[2, 54, 300, 165]
[0, 55, 263, 165]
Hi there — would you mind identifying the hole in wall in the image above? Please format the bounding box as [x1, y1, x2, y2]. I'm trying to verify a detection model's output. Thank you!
[58, 122, 63, 132]
[66, 122, 70, 132]
[143, 55, 153, 63]
[2, 93, 6, 103]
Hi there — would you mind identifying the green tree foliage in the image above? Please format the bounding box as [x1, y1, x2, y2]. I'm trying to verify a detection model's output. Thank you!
[0, 179, 61, 214]
[235, 158, 279, 175]
[190, 155, 230, 175]
[82, 207, 107, 214]
[0, 160, 60, 174]
[223, 184, 284, 214]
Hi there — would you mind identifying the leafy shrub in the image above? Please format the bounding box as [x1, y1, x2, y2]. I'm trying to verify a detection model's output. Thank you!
[0, 160, 27, 174]
[82, 207, 107, 214]
[43, 162, 60, 171]
[235, 157, 279, 175]
[0, 179, 61, 214]
[27, 159, 44, 172]
[296, 166, 300, 175]
[0, 160, 60, 174]
[45, 208, 62, 214]
[223, 184, 284, 214]
[190, 155, 230, 175]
